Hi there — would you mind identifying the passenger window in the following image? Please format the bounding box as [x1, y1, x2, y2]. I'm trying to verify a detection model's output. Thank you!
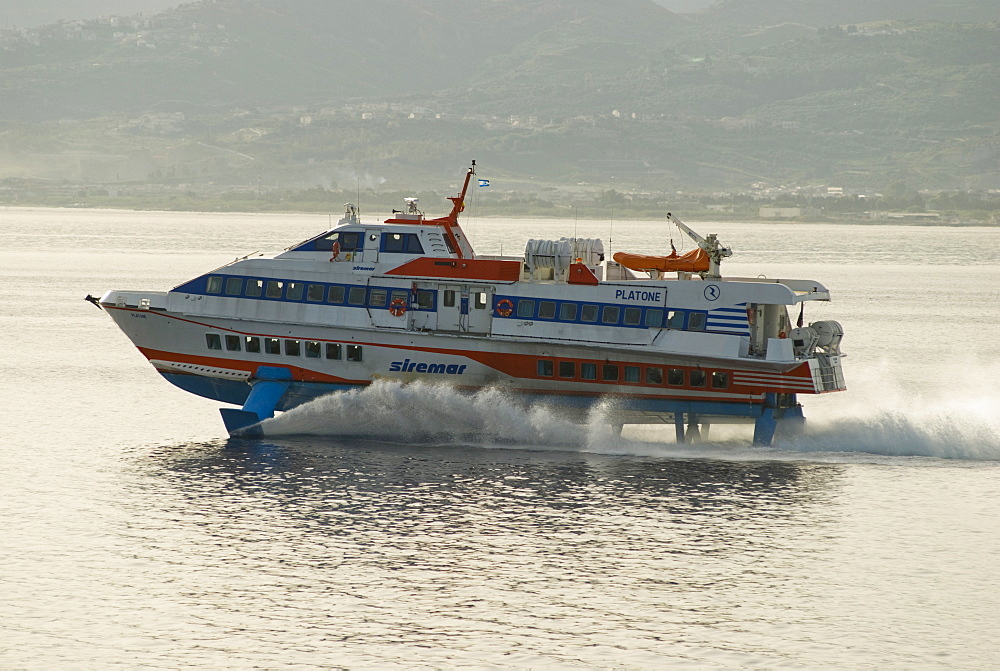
[443, 290, 456, 307]
[416, 290, 434, 309]
[537, 360, 554, 377]
[538, 301, 556, 319]
[307, 284, 325, 302]
[645, 309, 664, 328]
[645, 367, 663, 384]
[325, 343, 342, 360]
[601, 306, 620, 324]
[244, 337, 261, 353]
[712, 371, 729, 389]
[265, 338, 281, 354]
[624, 366, 640, 383]
[369, 288, 387, 307]
[205, 333, 222, 350]
[623, 307, 642, 326]
[305, 341, 321, 358]
[581, 304, 599, 322]
[285, 339, 301, 356]
[517, 299, 535, 318]
[581, 363, 597, 380]
[245, 280, 263, 297]
[559, 303, 577, 321]
[391, 290, 409, 305]
[558, 361, 576, 378]
[286, 282, 304, 301]
[225, 335, 241, 351]
[690, 370, 707, 387]
[474, 292, 487, 309]
[667, 368, 685, 385]
[688, 312, 707, 331]
[602, 364, 619, 381]
[346, 345, 363, 362]
[206, 276, 223, 294]
[348, 287, 367, 305]
[265, 281, 283, 299]
[667, 311, 685, 329]
[327, 286, 345, 303]
[225, 277, 242, 296]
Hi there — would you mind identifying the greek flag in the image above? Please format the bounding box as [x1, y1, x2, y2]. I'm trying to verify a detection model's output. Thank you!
[478, 179, 490, 187]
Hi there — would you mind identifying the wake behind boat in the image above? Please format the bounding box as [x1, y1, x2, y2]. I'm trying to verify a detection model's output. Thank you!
[92, 162, 845, 444]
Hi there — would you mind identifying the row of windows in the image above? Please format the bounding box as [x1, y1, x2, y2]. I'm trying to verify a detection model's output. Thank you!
[536, 359, 729, 388]
[202, 276, 710, 332]
[505, 297, 707, 331]
[205, 276, 436, 310]
[206, 334, 363, 362]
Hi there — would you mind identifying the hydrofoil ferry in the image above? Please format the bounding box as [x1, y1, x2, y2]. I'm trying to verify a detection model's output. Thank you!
[92, 162, 845, 444]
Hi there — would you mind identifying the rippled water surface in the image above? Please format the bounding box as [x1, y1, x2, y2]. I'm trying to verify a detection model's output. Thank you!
[2, 207, 999, 668]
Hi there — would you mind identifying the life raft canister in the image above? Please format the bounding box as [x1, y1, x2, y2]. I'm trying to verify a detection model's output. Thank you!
[389, 298, 407, 317]
[495, 298, 514, 317]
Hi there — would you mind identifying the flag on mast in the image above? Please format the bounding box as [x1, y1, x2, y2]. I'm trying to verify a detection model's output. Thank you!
[478, 179, 490, 187]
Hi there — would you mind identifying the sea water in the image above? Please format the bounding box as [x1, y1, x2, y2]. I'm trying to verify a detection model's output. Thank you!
[2, 207, 999, 668]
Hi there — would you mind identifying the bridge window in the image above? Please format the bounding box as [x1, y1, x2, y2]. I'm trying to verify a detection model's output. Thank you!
[667, 368, 684, 385]
[645, 309, 664, 328]
[328, 286, 345, 304]
[559, 303, 577, 321]
[305, 341, 321, 358]
[537, 360, 553, 377]
[285, 339, 301, 356]
[265, 338, 281, 355]
[317, 231, 362, 252]
[623, 307, 642, 326]
[244, 337, 261, 353]
[517, 299, 535, 318]
[581, 363, 597, 380]
[225, 335, 241, 351]
[690, 369, 707, 387]
[538, 301, 556, 319]
[369, 288, 387, 308]
[667, 311, 685, 329]
[688, 312, 707, 331]
[581, 304, 599, 323]
[348, 287, 367, 305]
[558, 361, 576, 378]
[646, 367, 663, 384]
[326, 343, 342, 360]
[712, 371, 729, 389]
[206, 276, 223, 294]
[205, 333, 222, 350]
[346, 345, 363, 362]
[443, 290, 456, 307]
[245, 280, 263, 297]
[601, 306, 620, 325]
[225, 277, 243, 296]
[602, 364, 619, 382]
[307, 284, 325, 302]
[266, 281, 283, 299]
[416, 290, 435, 309]
[286, 282, 304, 301]
[382, 232, 424, 254]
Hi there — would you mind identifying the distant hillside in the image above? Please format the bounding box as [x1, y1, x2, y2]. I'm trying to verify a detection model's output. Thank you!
[0, 0, 997, 195]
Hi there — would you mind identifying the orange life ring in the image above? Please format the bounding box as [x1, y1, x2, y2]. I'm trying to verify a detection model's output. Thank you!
[389, 298, 407, 317]
[495, 298, 514, 317]
[329, 240, 341, 262]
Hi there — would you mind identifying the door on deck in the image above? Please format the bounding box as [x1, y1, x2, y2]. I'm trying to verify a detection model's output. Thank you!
[437, 284, 493, 334]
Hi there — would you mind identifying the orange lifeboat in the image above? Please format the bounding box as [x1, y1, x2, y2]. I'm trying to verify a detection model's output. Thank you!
[613, 247, 710, 273]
